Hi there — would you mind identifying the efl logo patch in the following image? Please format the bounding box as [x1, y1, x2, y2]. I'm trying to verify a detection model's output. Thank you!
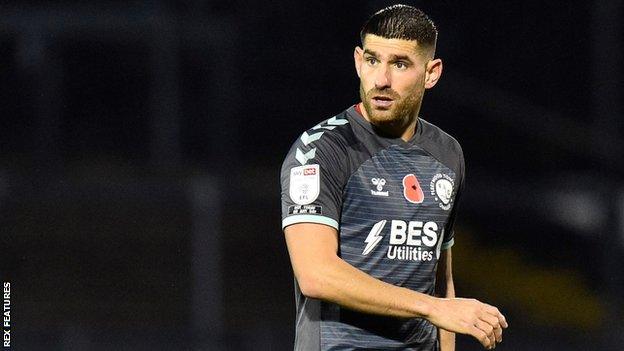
[402, 174, 424, 204]
[289, 164, 320, 205]
[430, 173, 454, 210]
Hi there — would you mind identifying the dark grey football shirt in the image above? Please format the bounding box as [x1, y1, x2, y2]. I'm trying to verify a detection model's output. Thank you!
[280, 105, 465, 351]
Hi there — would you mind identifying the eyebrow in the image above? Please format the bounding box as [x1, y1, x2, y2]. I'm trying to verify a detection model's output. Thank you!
[363, 49, 379, 57]
[363, 49, 413, 63]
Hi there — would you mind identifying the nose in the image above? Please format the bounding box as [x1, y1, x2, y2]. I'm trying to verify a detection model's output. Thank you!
[374, 64, 391, 89]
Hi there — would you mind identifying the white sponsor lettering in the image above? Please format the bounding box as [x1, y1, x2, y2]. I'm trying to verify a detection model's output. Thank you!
[389, 220, 437, 248]
[389, 220, 406, 245]
[366, 220, 440, 261]
[362, 220, 387, 255]
[422, 221, 438, 247]
[387, 246, 433, 261]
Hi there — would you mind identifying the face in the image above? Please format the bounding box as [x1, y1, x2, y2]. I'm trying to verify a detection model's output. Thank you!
[354, 34, 442, 128]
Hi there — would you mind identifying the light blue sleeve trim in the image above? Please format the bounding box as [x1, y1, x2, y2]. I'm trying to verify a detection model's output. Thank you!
[282, 215, 339, 230]
[441, 237, 455, 250]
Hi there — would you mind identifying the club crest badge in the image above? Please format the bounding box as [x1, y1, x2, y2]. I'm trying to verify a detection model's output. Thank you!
[289, 164, 320, 205]
[430, 173, 454, 210]
[402, 174, 424, 204]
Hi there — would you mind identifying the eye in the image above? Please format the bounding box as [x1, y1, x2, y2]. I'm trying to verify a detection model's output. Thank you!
[394, 61, 408, 70]
[365, 57, 378, 65]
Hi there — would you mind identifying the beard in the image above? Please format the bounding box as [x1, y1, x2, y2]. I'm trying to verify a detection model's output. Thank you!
[359, 84, 423, 134]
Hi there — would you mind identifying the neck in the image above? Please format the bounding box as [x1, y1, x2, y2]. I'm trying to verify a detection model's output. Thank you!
[357, 102, 418, 142]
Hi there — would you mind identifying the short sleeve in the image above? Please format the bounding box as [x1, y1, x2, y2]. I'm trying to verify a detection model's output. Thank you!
[441, 146, 465, 250]
[280, 132, 347, 230]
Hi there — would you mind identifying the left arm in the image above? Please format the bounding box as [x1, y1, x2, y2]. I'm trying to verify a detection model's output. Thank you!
[435, 248, 456, 351]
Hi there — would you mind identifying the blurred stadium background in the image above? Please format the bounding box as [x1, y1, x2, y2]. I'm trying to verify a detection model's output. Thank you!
[0, 1, 623, 350]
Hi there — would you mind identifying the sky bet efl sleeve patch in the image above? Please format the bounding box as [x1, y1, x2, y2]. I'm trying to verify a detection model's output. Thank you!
[289, 164, 320, 205]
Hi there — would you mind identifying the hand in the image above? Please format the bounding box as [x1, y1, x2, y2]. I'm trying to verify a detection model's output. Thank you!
[427, 297, 508, 349]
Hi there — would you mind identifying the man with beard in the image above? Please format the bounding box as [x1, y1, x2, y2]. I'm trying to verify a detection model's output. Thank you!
[280, 5, 507, 351]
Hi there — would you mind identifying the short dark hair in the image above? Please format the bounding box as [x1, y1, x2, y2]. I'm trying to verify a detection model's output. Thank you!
[360, 4, 438, 53]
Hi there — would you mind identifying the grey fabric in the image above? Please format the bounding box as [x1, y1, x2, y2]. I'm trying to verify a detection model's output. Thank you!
[281, 105, 464, 350]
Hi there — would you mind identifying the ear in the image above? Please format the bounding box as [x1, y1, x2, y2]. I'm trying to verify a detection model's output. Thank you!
[354, 46, 363, 78]
[424, 58, 443, 89]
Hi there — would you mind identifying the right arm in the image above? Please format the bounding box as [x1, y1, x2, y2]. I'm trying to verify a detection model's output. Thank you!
[284, 222, 508, 349]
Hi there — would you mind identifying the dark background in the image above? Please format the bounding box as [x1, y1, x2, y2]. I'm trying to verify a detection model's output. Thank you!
[1, 1, 623, 350]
